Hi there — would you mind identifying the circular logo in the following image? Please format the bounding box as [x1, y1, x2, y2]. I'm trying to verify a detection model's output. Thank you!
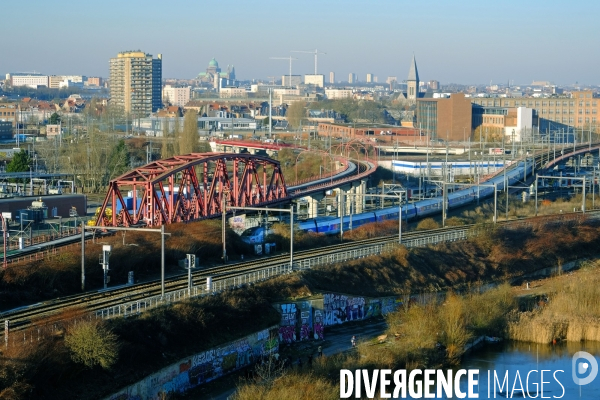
[572, 351, 599, 386]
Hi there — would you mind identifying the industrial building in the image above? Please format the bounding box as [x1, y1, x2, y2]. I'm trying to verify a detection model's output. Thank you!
[136, 116, 260, 136]
[416, 93, 473, 142]
[470, 91, 598, 132]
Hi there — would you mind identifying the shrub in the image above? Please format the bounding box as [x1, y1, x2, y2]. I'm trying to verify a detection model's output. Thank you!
[416, 218, 440, 231]
[233, 372, 338, 400]
[445, 217, 465, 226]
[65, 321, 119, 369]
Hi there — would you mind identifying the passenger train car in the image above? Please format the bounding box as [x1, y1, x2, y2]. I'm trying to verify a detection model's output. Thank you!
[241, 160, 534, 243]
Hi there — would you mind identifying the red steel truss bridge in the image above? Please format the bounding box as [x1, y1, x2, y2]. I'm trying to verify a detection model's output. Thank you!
[95, 153, 288, 227]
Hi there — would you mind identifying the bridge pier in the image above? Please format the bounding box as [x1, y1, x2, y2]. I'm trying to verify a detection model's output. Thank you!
[355, 180, 367, 214]
[344, 181, 366, 215]
[346, 186, 355, 214]
[337, 188, 345, 218]
[304, 194, 323, 219]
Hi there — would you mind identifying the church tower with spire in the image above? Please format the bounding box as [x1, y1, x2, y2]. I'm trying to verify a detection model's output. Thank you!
[406, 55, 420, 101]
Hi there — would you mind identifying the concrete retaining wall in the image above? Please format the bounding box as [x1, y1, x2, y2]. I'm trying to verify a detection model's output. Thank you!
[105, 325, 279, 400]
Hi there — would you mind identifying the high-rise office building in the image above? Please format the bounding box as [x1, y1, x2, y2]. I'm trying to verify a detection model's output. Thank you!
[348, 73, 356, 84]
[329, 71, 335, 84]
[366, 73, 373, 83]
[109, 51, 162, 116]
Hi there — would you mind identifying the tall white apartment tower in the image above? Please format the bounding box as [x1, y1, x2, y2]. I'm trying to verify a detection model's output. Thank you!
[110, 51, 163, 116]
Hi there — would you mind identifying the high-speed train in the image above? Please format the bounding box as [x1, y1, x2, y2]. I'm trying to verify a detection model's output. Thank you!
[241, 160, 534, 243]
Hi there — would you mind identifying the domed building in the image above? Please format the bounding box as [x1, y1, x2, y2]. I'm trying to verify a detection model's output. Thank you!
[197, 58, 236, 86]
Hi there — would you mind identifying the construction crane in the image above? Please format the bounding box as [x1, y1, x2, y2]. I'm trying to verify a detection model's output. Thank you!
[291, 49, 326, 75]
[270, 56, 297, 88]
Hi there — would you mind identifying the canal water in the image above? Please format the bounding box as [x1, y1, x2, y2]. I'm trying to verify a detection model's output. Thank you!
[443, 341, 600, 399]
[394, 341, 600, 399]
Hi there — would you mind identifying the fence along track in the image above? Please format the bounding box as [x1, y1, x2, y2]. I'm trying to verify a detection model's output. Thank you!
[92, 211, 600, 320]
[3, 210, 599, 345]
[2, 226, 469, 345]
[93, 227, 470, 320]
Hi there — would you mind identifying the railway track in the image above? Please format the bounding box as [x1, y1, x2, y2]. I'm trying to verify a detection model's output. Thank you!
[2, 209, 596, 336]
[1, 147, 597, 337]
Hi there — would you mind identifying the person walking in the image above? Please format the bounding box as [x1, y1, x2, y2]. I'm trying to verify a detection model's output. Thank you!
[351, 335, 356, 348]
[317, 345, 323, 357]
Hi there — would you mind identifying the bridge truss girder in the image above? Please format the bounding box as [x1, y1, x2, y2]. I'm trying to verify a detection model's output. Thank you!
[96, 153, 288, 227]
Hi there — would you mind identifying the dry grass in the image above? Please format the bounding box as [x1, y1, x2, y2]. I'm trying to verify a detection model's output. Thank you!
[508, 261, 600, 343]
[416, 218, 440, 230]
[234, 285, 518, 399]
[384, 285, 514, 365]
[460, 193, 600, 224]
[0, 219, 253, 310]
[232, 372, 339, 400]
[300, 221, 600, 297]
[0, 285, 281, 400]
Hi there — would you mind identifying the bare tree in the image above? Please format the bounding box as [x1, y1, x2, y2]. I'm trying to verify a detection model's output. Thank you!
[286, 101, 306, 130]
[180, 110, 199, 154]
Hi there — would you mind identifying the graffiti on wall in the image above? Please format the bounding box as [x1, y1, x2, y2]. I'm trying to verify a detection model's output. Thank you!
[106, 326, 279, 400]
[278, 303, 297, 344]
[366, 299, 381, 318]
[299, 302, 312, 341]
[273, 295, 402, 344]
[323, 293, 365, 326]
[313, 309, 324, 340]
[381, 297, 402, 315]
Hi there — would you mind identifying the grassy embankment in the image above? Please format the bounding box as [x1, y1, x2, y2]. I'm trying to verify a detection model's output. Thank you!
[508, 261, 600, 343]
[0, 220, 255, 310]
[0, 288, 281, 400]
[231, 284, 516, 400]
[232, 261, 600, 400]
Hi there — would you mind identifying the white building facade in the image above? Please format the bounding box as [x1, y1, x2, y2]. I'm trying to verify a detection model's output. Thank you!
[304, 74, 324, 88]
[11, 75, 49, 88]
[325, 88, 353, 100]
[163, 85, 191, 106]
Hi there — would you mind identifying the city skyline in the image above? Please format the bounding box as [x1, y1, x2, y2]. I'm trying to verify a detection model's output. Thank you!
[2, 0, 600, 85]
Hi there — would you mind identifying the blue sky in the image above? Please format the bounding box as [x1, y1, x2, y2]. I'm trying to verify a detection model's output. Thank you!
[1, 0, 598, 85]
